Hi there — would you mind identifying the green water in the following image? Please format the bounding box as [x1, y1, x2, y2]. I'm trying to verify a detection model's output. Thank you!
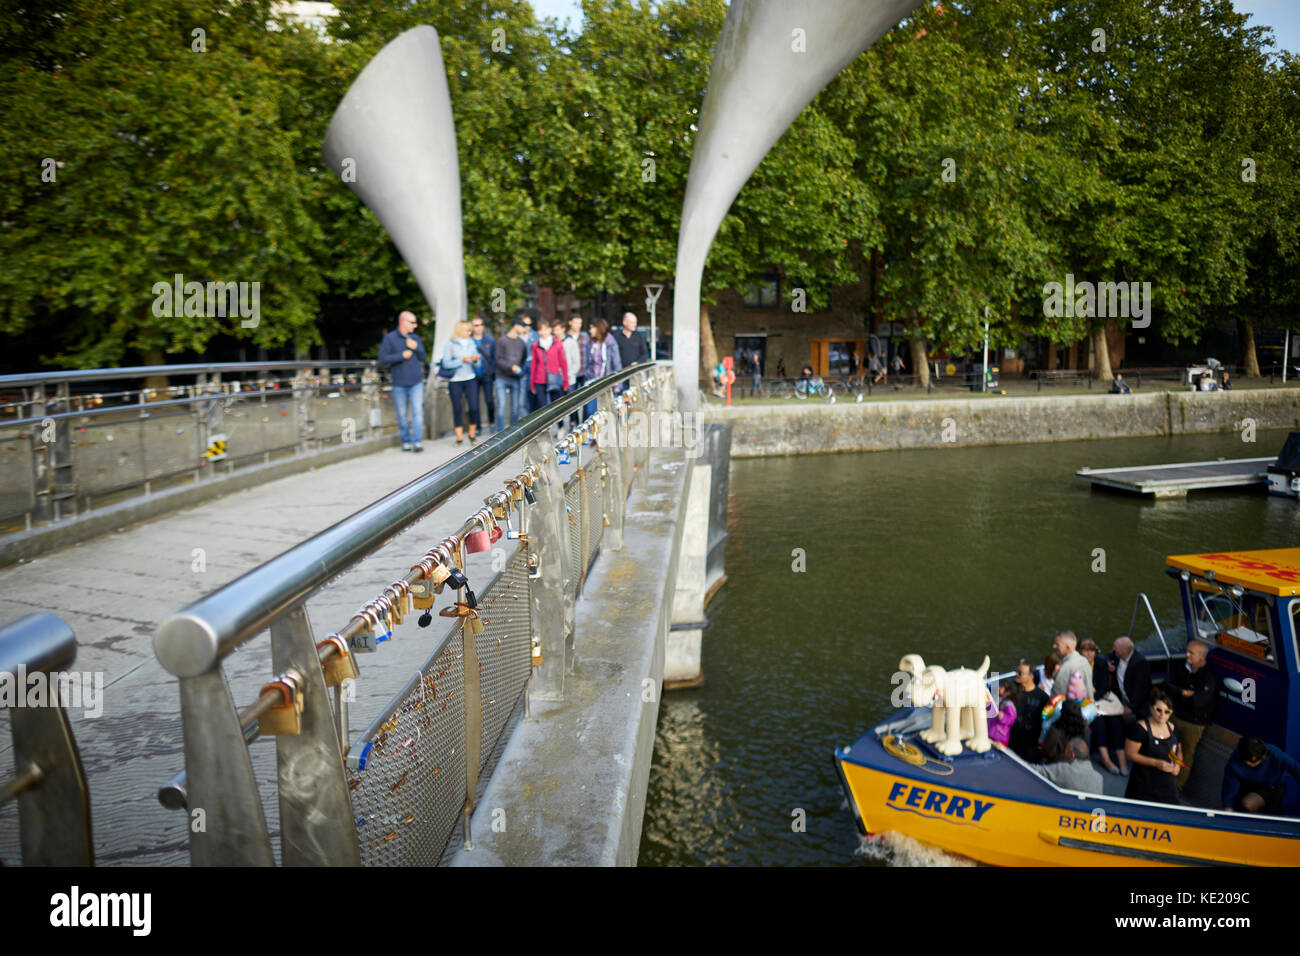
[638, 429, 1300, 866]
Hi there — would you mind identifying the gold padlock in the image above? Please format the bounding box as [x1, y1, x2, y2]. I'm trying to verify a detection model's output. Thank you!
[410, 558, 436, 609]
[258, 672, 304, 736]
[317, 635, 359, 686]
[410, 577, 434, 610]
[486, 491, 510, 521]
[531, 638, 543, 668]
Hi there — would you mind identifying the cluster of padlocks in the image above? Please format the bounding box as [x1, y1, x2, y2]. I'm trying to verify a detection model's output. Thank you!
[250, 406, 622, 741]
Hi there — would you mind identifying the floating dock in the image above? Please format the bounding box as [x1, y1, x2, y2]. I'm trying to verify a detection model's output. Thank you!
[1077, 457, 1274, 497]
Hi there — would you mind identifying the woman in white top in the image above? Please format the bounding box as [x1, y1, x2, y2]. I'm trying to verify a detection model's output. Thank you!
[442, 319, 481, 444]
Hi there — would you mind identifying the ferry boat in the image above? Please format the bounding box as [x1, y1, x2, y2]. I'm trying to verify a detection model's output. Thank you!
[834, 548, 1300, 866]
[1266, 431, 1300, 498]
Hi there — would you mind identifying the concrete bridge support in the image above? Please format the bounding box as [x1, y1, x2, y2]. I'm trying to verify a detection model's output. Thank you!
[666, 423, 731, 689]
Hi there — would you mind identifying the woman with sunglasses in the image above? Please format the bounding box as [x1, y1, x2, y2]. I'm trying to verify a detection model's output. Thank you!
[1123, 687, 1182, 804]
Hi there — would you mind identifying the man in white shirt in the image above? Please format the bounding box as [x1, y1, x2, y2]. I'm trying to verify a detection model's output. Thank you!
[1052, 630, 1094, 699]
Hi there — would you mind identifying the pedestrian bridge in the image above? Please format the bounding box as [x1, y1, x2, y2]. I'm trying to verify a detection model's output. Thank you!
[0, 362, 729, 866]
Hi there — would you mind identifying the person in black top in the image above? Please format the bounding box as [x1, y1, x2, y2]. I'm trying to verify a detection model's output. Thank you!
[1081, 638, 1127, 775]
[1008, 660, 1049, 763]
[1167, 640, 1218, 790]
[1109, 636, 1152, 720]
[614, 312, 650, 369]
[1124, 688, 1182, 804]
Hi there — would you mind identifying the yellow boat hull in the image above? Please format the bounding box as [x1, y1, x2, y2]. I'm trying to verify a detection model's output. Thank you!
[838, 753, 1300, 867]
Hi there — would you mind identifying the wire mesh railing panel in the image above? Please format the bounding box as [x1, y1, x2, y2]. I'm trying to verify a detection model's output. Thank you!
[564, 477, 582, 600]
[475, 545, 533, 773]
[583, 462, 604, 574]
[347, 631, 467, 867]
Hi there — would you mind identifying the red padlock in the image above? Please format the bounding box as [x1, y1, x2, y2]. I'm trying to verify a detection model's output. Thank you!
[463, 512, 493, 553]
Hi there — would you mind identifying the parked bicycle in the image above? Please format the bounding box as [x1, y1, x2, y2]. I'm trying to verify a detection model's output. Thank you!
[794, 376, 831, 400]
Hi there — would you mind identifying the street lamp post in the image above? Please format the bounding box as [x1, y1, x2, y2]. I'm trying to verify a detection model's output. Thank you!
[645, 284, 664, 361]
[981, 306, 991, 394]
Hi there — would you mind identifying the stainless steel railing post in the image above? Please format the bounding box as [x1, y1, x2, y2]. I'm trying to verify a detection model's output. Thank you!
[0, 613, 92, 866]
[270, 605, 361, 866]
[524, 436, 574, 699]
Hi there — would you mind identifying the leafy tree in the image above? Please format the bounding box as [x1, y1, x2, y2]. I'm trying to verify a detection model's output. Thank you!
[0, 0, 327, 366]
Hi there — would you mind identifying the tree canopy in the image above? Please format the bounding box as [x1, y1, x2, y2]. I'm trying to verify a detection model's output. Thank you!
[0, 0, 1295, 370]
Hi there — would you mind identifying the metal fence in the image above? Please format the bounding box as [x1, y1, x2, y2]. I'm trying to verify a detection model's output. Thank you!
[151, 363, 672, 866]
[0, 361, 395, 532]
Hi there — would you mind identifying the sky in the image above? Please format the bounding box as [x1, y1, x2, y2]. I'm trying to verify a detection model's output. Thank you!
[527, 0, 1299, 54]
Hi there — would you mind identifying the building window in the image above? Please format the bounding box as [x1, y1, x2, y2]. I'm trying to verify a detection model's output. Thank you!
[742, 274, 780, 309]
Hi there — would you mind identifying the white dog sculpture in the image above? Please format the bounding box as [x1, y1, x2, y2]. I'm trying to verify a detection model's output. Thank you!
[898, 653, 992, 756]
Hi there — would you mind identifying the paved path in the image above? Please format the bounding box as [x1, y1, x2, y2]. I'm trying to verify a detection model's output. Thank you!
[0, 428, 569, 866]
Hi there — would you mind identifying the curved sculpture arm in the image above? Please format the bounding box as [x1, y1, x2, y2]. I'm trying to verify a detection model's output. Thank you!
[672, 0, 923, 410]
[322, 26, 467, 367]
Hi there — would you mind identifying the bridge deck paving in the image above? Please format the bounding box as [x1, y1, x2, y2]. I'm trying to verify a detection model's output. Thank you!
[0, 425, 578, 866]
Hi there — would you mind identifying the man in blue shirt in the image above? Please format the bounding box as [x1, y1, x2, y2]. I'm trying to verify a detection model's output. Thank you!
[377, 310, 427, 452]
[471, 315, 496, 432]
[1222, 735, 1300, 813]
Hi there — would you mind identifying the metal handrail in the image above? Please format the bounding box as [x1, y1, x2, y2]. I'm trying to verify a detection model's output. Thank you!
[0, 612, 93, 865]
[0, 612, 77, 682]
[0, 360, 381, 390]
[154, 362, 657, 679]
[1, 381, 375, 430]
[1128, 591, 1172, 662]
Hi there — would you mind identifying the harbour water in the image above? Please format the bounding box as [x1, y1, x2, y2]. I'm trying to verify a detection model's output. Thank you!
[639, 428, 1300, 866]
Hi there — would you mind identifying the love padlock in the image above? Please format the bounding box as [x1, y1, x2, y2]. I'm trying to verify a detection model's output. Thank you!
[464, 511, 493, 553]
[531, 638, 543, 668]
[439, 602, 484, 635]
[409, 570, 434, 610]
[349, 603, 391, 654]
[257, 671, 305, 736]
[317, 635, 359, 686]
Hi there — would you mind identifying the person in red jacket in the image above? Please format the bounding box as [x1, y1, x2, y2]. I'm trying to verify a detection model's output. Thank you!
[530, 318, 570, 408]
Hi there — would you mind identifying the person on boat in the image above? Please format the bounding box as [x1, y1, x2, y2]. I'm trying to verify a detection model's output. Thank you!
[1052, 631, 1095, 699]
[1040, 650, 1061, 695]
[1167, 640, 1218, 790]
[1035, 730, 1104, 794]
[1055, 699, 1091, 747]
[1080, 639, 1128, 775]
[1109, 636, 1152, 720]
[1124, 688, 1182, 805]
[987, 679, 1018, 746]
[1222, 736, 1300, 814]
[1009, 661, 1049, 762]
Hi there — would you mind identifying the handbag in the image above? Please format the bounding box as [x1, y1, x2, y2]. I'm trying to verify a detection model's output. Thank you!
[437, 344, 458, 379]
[546, 372, 564, 391]
[1095, 692, 1124, 717]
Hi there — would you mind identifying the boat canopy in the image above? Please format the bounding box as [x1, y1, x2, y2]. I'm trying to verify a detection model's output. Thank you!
[1165, 548, 1300, 597]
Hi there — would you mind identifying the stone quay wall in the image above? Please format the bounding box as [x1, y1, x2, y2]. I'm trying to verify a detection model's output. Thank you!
[701, 389, 1300, 458]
